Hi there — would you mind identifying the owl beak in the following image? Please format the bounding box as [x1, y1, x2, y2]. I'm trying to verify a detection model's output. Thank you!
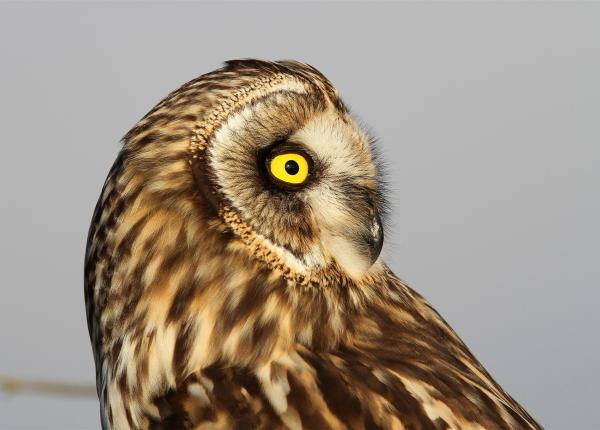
[325, 210, 384, 276]
[365, 213, 384, 264]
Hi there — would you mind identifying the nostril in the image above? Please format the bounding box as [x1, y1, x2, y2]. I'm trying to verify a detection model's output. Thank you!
[371, 215, 382, 241]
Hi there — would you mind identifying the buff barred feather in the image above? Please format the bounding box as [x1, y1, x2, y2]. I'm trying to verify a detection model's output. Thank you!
[85, 59, 541, 429]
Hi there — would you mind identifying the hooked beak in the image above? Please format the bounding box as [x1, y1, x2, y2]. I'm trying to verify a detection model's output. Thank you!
[365, 212, 384, 265]
[322, 206, 384, 277]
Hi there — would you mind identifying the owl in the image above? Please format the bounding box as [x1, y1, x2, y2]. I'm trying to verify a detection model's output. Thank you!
[85, 59, 541, 429]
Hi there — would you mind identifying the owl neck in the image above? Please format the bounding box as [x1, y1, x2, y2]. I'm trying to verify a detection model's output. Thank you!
[98, 187, 392, 386]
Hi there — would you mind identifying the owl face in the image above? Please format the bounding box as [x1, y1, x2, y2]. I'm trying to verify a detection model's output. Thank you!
[204, 81, 385, 279]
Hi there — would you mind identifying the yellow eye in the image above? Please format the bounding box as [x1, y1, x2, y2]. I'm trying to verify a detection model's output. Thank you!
[268, 152, 310, 186]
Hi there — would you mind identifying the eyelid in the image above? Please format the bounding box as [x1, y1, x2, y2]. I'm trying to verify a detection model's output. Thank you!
[267, 142, 316, 166]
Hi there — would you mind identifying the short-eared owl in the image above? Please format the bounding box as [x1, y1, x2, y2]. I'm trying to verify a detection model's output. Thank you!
[85, 59, 540, 429]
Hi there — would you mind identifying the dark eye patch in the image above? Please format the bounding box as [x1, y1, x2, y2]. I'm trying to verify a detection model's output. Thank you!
[256, 139, 317, 192]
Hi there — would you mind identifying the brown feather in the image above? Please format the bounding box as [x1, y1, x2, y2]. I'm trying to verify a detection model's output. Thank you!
[85, 59, 541, 429]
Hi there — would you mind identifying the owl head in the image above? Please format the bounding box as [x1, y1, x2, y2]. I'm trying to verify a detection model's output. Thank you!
[122, 59, 386, 285]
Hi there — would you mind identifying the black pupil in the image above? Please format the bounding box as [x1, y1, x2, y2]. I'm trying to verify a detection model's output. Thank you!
[285, 160, 300, 175]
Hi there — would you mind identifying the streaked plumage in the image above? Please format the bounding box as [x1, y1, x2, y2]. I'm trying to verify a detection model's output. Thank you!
[85, 59, 541, 429]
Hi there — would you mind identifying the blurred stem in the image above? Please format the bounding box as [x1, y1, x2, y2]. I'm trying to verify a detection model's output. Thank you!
[0, 373, 96, 397]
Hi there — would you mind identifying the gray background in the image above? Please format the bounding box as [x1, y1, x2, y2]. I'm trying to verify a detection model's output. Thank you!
[0, 1, 598, 429]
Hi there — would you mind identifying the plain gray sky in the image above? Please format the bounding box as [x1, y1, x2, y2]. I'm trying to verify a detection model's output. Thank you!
[0, 1, 598, 429]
